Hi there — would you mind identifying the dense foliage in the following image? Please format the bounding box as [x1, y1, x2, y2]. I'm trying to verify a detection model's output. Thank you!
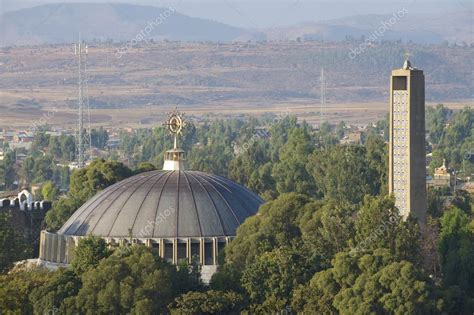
[0, 106, 472, 314]
[427, 105, 473, 176]
[0, 242, 202, 314]
[0, 212, 31, 273]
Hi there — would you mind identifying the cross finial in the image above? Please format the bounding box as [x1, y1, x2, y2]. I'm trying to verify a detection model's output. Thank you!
[163, 107, 186, 149]
[402, 51, 413, 70]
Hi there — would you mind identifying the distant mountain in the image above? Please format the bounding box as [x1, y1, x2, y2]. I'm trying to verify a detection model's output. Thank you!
[260, 11, 473, 44]
[0, 3, 471, 46]
[0, 3, 250, 46]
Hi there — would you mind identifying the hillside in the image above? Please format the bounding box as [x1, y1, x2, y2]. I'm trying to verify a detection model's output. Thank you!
[262, 11, 473, 44]
[0, 40, 471, 129]
[0, 40, 471, 103]
[0, 3, 247, 46]
[0, 3, 471, 46]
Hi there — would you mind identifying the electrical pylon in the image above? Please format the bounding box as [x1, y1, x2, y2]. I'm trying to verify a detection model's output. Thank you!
[320, 67, 326, 127]
[75, 40, 92, 168]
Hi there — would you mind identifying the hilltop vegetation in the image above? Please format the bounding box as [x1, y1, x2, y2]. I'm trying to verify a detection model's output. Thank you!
[1, 107, 473, 314]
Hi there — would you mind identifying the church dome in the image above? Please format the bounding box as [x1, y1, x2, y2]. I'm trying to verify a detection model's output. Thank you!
[59, 170, 263, 238]
[39, 109, 262, 277]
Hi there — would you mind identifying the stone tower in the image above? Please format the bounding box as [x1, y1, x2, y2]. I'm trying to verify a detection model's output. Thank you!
[389, 59, 427, 222]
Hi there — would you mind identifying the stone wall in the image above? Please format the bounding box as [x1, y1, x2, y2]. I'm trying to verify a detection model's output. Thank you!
[0, 191, 51, 255]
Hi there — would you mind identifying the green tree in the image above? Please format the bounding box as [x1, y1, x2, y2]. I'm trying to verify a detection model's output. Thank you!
[308, 145, 385, 204]
[29, 269, 81, 314]
[450, 190, 473, 214]
[169, 290, 245, 315]
[268, 116, 298, 162]
[19, 156, 35, 185]
[334, 252, 434, 314]
[0, 212, 31, 273]
[31, 132, 50, 154]
[291, 268, 338, 314]
[248, 162, 277, 200]
[427, 187, 448, 218]
[210, 264, 244, 293]
[41, 181, 60, 201]
[91, 127, 109, 150]
[1, 151, 16, 190]
[336, 121, 346, 139]
[364, 133, 388, 195]
[315, 121, 339, 148]
[272, 127, 315, 195]
[49, 136, 62, 160]
[299, 199, 355, 268]
[188, 143, 234, 177]
[293, 249, 436, 314]
[224, 193, 311, 269]
[46, 159, 132, 230]
[32, 155, 54, 183]
[241, 247, 308, 313]
[71, 235, 110, 275]
[45, 196, 83, 231]
[60, 134, 76, 161]
[0, 267, 51, 314]
[353, 196, 421, 263]
[438, 207, 474, 295]
[134, 162, 156, 174]
[70, 246, 193, 314]
[228, 140, 275, 197]
[69, 159, 132, 201]
[426, 104, 452, 145]
[429, 106, 474, 174]
[429, 149, 445, 176]
[0, 165, 4, 189]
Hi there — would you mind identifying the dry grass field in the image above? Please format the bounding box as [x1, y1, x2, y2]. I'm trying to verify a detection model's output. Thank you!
[0, 41, 471, 129]
[0, 99, 470, 130]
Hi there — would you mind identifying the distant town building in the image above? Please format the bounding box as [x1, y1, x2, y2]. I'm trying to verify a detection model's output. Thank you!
[459, 182, 474, 194]
[1, 130, 15, 142]
[15, 153, 28, 163]
[107, 138, 121, 149]
[340, 132, 362, 145]
[45, 131, 62, 137]
[255, 127, 270, 139]
[427, 160, 455, 189]
[388, 59, 427, 222]
[348, 132, 362, 143]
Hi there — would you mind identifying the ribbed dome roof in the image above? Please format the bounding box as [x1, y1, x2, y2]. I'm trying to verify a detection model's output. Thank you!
[58, 170, 263, 238]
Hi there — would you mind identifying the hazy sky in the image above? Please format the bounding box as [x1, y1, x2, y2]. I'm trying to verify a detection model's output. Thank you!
[1, 0, 471, 28]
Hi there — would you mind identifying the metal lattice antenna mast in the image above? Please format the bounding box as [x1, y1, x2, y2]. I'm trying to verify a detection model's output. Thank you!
[75, 39, 92, 168]
[320, 68, 325, 127]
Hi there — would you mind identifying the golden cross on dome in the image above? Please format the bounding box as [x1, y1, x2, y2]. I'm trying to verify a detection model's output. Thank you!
[164, 107, 186, 149]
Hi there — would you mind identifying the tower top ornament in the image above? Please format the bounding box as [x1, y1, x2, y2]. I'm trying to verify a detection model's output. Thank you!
[402, 51, 414, 70]
[164, 107, 187, 149]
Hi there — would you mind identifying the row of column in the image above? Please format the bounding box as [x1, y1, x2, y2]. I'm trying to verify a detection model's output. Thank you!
[39, 231, 232, 266]
[117, 236, 231, 265]
[39, 231, 77, 264]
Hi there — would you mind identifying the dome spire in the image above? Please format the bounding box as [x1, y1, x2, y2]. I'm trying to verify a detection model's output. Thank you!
[163, 107, 187, 171]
